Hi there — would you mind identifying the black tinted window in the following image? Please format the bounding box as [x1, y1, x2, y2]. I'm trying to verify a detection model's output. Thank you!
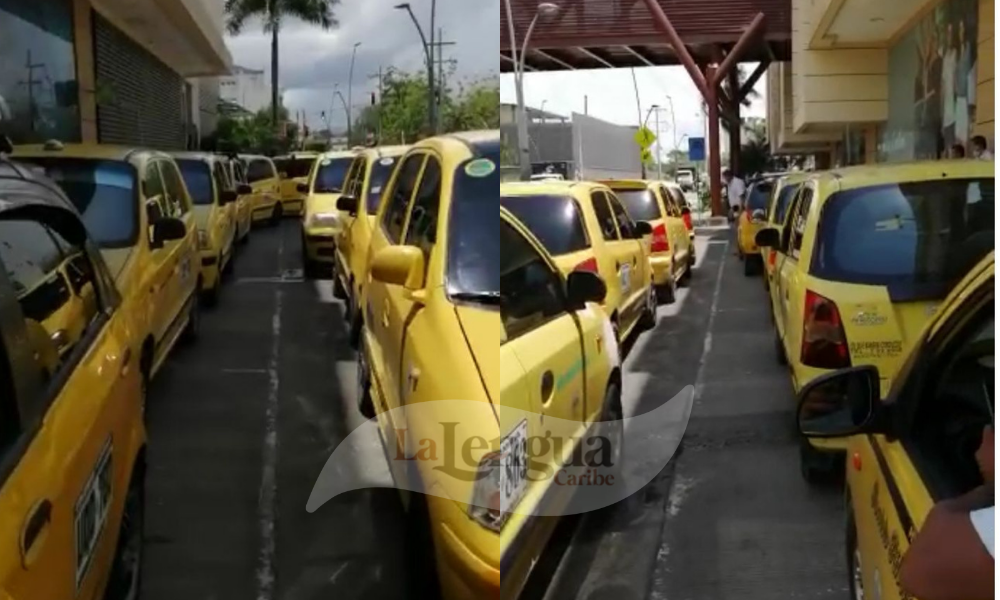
[789, 188, 813, 258]
[367, 156, 399, 213]
[500, 219, 565, 339]
[813, 179, 995, 300]
[502, 195, 589, 256]
[382, 155, 425, 243]
[21, 158, 138, 248]
[313, 158, 352, 193]
[613, 189, 661, 221]
[247, 159, 274, 183]
[591, 192, 618, 240]
[775, 183, 800, 223]
[403, 158, 441, 266]
[607, 193, 637, 238]
[177, 160, 214, 205]
[448, 157, 498, 297]
[286, 158, 314, 178]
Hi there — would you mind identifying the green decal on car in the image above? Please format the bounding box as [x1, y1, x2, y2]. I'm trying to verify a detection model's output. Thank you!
[556, 358, 584, 391]
[465, 158, 496, 178]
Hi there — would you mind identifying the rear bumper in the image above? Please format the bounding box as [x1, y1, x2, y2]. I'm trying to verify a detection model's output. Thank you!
[199, 252, 220, 289]
[302, 227, 336, 263]
[281, 198, 304, 215]
[648, 254, 675, 287]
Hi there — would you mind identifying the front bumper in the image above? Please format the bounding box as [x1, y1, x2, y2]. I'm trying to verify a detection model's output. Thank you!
[281, 197, 304, 215]
[648, 254, 675, 287]
[302, 227, 336, 263]
[428, 493, 500, 600]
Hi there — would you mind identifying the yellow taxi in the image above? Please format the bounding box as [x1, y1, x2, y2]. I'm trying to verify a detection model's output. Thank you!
[795, 251, 994, 600]
[736, 175, 777, 276]
[172, 153, 240, 305]
[219, 154, 254, 244]
[274, 151, 319, 216]
[329, 145, 408, 345]
[761, 172, 808, 292]
[355, 130, 623, 599]
[240, 154, 282, 224]
[755, 160, 994, 480]
[600, 179, 694, 302]
[300, 150, 357, 278]
[14, 143, 202, 394]
[0, 157, 147, 600]
[501, 180, 657, 343]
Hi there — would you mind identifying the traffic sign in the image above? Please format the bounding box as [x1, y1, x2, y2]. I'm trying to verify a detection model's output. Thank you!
[640, 148, 653, 163]
[634, 126, 657, 149]
[688, 137, 706, 162]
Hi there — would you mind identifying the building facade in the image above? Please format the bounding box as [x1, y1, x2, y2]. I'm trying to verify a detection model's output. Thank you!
[0, 0, 231, 149]
[218, 65, 271, 114]
[768, 0, 994, 164]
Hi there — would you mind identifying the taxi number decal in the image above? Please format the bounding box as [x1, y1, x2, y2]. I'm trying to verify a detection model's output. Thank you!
[501, 420, 528, 514]
[75, 437, 113, 590]
[849, 340, 902, 359]
[179, 257, 192, 282]
[619, 263, 631, 294]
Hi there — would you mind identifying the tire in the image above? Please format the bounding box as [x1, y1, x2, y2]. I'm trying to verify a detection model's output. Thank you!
[270, 203, 283, 226]
[181, 295, 200, 344]
[594, 381, 625, 509]
[656, 277, 676, 305]
[744, 255, 756, 276]
[678, 261, 692, 287]
[347, 291, 363, 350]
[104, 468, 144, 600]
[799, 437, 841, 485]
[638, 285, 657, 330]
[356, 339, 376, 419]
[332, 267, 348, 300]
[403, 491, 442, 596]
[240, 223, 250, 245]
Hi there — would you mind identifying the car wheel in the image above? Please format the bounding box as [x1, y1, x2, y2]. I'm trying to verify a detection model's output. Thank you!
[404, 490, 442, 596]
[202, 270, 220, 308]
[104, 470, 144, 600]
[240, 223, 250, 245]
[656, 276, 676, 305]
[594, 381, 625, 509]
[348, 294, 363, 350]
[270, 204, 283, 226]
[639, 285, 657, 330]
[846, 497, 865, 600]
[356, 340, 375, 419]
[799, 437, 841, 485]
[678, 262, 692, 287]
[181, 295, 200, 344]
[743, 255, 756, 276]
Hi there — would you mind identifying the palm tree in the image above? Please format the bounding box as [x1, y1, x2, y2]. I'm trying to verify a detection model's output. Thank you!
[225, 0, 340, 126]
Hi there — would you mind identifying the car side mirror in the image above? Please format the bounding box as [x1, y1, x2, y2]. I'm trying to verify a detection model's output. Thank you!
[797, 365, 883, 438]
[297, 182, 310, 194]
[566, 270, 607, 308]
[370, 245, 425, 292]
[150, 217, 187, 249]
[336, 194, 359, 216]
[237, 183, 252, 195]
[754, 227, 780, 248]
[634, 221, 653, 237]
[220, 190, 237, 205]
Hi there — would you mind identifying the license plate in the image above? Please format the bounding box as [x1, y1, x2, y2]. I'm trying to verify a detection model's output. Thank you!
[500, 420, 528, 515]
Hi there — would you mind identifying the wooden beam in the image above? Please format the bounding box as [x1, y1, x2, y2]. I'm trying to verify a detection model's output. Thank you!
[534, 49, 577, 71]
[738, 58, 770, 100]
[579, 47, 616, 69]
[638, 0, 708, 97]
[622, 45, 655, 67]
[711, 13, 767, 87]
[500, 52, 536, 72]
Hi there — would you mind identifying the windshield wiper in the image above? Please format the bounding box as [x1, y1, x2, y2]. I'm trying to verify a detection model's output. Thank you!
[451, 291, 500, 305]
[315, 187, 341, 194]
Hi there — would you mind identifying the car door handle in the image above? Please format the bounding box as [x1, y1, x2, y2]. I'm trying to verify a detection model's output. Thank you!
[540, 371, 555, 404]
[20, 499, 52, 567]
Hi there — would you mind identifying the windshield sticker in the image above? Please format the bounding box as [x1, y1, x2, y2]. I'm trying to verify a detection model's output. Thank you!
[371, 186, 382, 195]
[465, 158, 495, 178]
[379, 157, 395, 166]
[321, 159, 331, 166]
[875, 217, 904, 231]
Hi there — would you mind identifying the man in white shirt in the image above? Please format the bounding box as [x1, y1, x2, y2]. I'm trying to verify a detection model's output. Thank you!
[901, 426, 994, 599]
[971, 135, 993, 160]
[722, 168, 745, 221]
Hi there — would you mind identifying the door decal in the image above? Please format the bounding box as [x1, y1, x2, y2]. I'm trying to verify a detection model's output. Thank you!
[75, 437, 113, 590]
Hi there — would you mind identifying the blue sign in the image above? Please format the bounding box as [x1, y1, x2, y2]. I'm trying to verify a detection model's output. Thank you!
[688, 137, 706, 162]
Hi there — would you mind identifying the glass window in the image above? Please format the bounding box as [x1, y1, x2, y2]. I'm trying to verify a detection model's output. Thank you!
[273, 158, 289, 177]
[213, 161, 231, 193]
[366, 155, 399, 214]
[349, 158, 368, 198]
[612, 188, 661, 221]
[448, 156, 498, 299]
[745, 181, 773, 212]
[668, 186, 688, 212]
[143, 163, 165, 203]
[381, 154, 424, 244]
[606, 193, 637, 239]
[500, 219, 566, 340]
[590, 192, 619, 240]
[774, 183, 800, 224]
[158, 160, 190, 217]
[247, 159, 274, 183]
[20, 158, 138, 248]
[285, 158, 315, 179]
[176, 159, 214, 206]
[501, 195, 590, 256]
[788, 188, 813, 259]
[313, 157, 353, 193]
[812, 179, 994, 300]
[0, 0, 80, 144]
[403, 158, 441, 273]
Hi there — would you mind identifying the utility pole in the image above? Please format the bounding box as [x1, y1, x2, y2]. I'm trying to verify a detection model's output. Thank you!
[368, 66, 384, 145]
[429, 29, 456, 123]
[18, 50, 44, 134]
[655, 107, 662, 180]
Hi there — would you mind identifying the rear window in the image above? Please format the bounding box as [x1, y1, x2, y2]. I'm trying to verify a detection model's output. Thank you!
[813, 178, 995, 300]
[775, 182, 800, 223]
[609, 189, 661, 221]
[19, 158, 137, 248]
[176, 160, 214, 205]
[367, 156, 399, 213]
[285, 158, 315, 179]
[501, 195, 590, 256]
[746, 181, 773, 211]
[313, 158, 352, 193]
[246, 159, 274, 183]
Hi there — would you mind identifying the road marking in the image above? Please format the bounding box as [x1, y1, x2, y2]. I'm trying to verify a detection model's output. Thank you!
[236, 277, 305, 285]
[222, 368, 268, 375]
[692, 239, 728, 406]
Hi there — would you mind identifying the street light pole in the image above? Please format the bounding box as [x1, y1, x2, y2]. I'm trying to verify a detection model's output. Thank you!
[334, 89, 350, 144]
[665, 94, 678, 151]
[655, 107, 662, 180]
[347, 42, 361, 145]
[395, 3, 435, 133]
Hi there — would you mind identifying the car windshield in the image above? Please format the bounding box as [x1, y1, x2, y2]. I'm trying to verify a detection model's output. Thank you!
[313, 158, 352, 193]
[501, 195, 589, 256]
[611, 189, 661, 221]
[19, 158, 137, 248]
[813, 178, 995, 301]
[366, 156, 399, 213]
[746, 181, 773, 211]
[447, 147, 500, 299]
[285, 158, 315, 179]
[176, 160, 214, 206]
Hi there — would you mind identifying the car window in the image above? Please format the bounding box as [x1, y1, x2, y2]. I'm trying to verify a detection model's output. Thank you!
[746, 181, 773, 212]
[286, 158, 314, 179]
[500, 219, 566, 340]
[501, 195, 590, 257]
[233, 160, 247, 185]
[448, 155, 499, 298]
[381, 154, 425, 244]
[157, 160, 189, 217]
[313, 157, 352, 193]
[213, 161, 231, 193]
[403, 157, 442, 277]
[348, 157, 368, 198]
[668, 186, 688, 212]
[247, 159, 274, 183]
[366, 155, 399, 214]
[144, 162, 165, 203]
[590, 191, 619, 241]
[812, 178, 995, 300]
[775, 183, 800, 224]
[20, 158, 138, 249]
[606, 192, 637, 239]
[612, 188, 661, 221]
[176, 160, 214, 206]
[788, 187, 813, 260]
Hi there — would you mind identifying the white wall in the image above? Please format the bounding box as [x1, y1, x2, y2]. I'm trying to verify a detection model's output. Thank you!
[571, 112, 642, 180]
[219, 68, 271, 114]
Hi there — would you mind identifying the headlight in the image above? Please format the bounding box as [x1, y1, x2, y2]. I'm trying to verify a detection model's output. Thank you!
[468, 452, 506, 532]
[197, 230, 210, 250]
[309, 212, 340, 229]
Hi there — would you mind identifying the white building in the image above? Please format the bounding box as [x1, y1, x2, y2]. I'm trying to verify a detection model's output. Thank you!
[218, 65, 271, 114]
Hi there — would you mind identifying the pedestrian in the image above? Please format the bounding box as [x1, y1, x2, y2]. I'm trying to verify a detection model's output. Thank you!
[951, 143, 966, 158]
[971, 135, 993, 160]
[722, 167, 745, 222]
[899, 425, 994, 600]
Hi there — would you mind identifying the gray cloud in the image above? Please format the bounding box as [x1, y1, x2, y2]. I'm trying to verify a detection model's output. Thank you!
[224, 0, 499, 129]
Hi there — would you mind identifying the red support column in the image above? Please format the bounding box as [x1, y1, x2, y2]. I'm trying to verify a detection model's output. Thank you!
[728, 69, 741, 176]
[706, 66, 723, 217]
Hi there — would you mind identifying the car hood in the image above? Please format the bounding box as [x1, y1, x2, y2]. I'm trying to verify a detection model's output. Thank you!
[305, 193, 342, 216]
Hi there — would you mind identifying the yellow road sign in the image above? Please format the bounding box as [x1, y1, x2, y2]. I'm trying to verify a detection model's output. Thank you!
[634, 126, 656, 149]
[640, 148, 653, 163]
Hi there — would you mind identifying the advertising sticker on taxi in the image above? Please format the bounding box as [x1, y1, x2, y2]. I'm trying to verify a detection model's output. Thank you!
[306, 389, 694, 518]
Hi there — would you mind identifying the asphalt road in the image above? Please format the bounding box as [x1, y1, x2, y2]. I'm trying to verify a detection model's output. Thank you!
[138, 220, 848, 600]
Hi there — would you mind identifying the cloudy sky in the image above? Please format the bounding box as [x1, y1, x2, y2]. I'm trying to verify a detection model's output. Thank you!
[225, 0, 500, 131]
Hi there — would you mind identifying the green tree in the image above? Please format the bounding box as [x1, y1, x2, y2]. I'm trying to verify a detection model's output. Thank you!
[214, 105, 299, 155]
[225, 0, 340, 125]
[444, 79, 499, 131]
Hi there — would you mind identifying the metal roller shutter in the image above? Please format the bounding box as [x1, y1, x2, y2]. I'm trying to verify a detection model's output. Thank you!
[93, 11, 186, 149]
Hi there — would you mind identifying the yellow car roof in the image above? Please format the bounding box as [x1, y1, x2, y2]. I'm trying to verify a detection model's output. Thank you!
[817, 159, 993, 191]
[361, 145, 409, 159]
[317, 150, 355, 160]
[598, 179, 651, 190]
[13, 143, 157, 161]
[501, 180, 602, 197]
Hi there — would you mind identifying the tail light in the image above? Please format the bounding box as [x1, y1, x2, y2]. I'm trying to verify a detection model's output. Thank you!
[575, 257, 599, 273]
[682, 213, 693, 230]
[801, 290, 851, 369]
[650, 224, 670, 253]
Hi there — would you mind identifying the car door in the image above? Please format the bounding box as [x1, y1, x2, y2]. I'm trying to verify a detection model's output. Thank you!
[777, 185, 814, 353]
[140, 161, 174, 345]
[604, 191, 647, 331]
[0, 211, 137, 600]
[364, 152, 426, 421]
[156, 159, 198, 328]
[587, 190, 627, 321]
[339, 156, 367, 255]
[663, 184, 691, 268]
[211, 161, 235, 255]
